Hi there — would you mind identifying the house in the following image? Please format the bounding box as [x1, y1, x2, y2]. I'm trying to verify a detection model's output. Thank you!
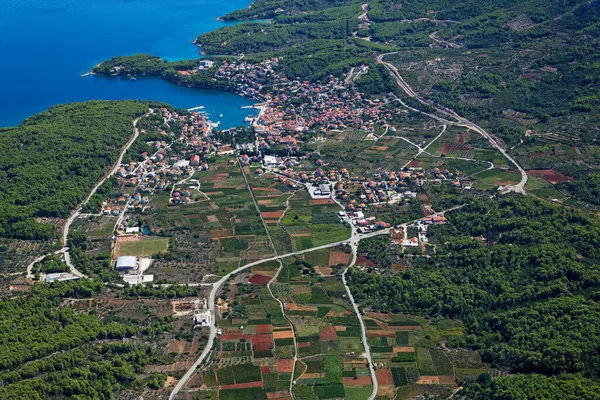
[194, 310, 212, 327]
[190, 155, 200, 166]
[198, 60, 215, 70]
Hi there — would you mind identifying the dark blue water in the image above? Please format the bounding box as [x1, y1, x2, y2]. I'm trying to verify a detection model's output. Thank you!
[0, 0, 257, 128]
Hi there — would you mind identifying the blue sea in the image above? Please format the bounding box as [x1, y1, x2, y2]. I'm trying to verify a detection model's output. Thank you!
[0, 0, 257, 128]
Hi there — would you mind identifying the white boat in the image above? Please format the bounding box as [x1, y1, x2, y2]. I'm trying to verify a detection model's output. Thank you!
[219, 114, 223, 118]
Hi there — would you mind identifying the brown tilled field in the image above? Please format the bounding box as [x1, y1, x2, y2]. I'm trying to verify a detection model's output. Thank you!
[310, 199, 335, 205]
[527, 169, 573, 184]
[319, 326, 338, 341]
[329, 251, 351, 266]
[375, 368, 394, 385]
[273, 330, 294, 339]
[343, 376, 372, 385]
[277, 358, 295, 373]
[261, 211, 284, 219]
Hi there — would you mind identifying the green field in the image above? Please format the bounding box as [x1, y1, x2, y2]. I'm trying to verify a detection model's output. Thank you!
[115, 237, 169, 257]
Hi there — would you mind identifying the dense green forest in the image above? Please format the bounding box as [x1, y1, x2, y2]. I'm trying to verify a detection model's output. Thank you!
[349, 196, 600, 389]
[220, 0, 352, 20]
[93, 54, 236, 92]
[0, 279, 195, 398]
[557, 173, 600, 206]
[0, 101, 150, 240]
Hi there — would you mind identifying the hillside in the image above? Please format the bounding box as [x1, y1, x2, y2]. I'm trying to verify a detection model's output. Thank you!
[0, 101, 150, 240]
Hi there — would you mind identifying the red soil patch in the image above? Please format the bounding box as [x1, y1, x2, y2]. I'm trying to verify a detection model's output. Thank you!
[394, 346, 416, 353]
[264, 220, 279, 224]
[249, 274, 272, 285]
[367, 330, 396, 338]
[527, 169, 574, 184]
[329, 251, 351, 266]
[220, 334, 251, 340]
[261, 211, 284, 219]
[406, 160, 421, 168]
[439, 375, 455, 385]
[297, 342, 311, 348]
[255, 324, 272, 334]
[310, 199, 335, 205]
[376, 369, 394, 385]
[254, 342, 272, 351]
[221, 381, 263, 390]
[343, 376, 372, 385]
[273, 330, 294, 339]
[389, 326, 421, 331]
[319, 326, 338, 341]
[252, 334, 273, 344]
[355, 256, 377, 267]
[417, 376, 440, 384]
[441, 143, 450, 155]
[267, 391, 290, 400]
[277, 359, 295, 373]
[261, 366, 271, 374]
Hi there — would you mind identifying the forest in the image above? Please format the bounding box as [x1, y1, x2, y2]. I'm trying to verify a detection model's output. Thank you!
[0, 101, 150, 240]
[349, 196, 600, 390]
[0, 280, 175, 398]
[93, 54, 236, 92]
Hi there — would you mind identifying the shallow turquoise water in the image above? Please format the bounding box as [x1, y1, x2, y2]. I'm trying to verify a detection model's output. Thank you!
[0, 0, 256, 128]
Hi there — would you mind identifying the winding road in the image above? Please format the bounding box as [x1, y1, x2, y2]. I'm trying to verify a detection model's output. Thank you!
[26, 109, 153, 279]
[376, 53, 528, 193]
[168, 204, 467, 398]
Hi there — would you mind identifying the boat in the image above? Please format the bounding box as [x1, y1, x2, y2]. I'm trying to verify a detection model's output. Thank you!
[129, 77, 137, 81]
[244, 116, 254, 122]
[219, 114, 223, 118]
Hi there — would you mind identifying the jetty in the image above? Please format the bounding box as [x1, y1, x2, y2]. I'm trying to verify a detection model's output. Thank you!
[188, 105, 205, 112]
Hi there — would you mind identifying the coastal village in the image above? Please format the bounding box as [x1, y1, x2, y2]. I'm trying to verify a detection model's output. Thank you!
[89, 57, 469, 288]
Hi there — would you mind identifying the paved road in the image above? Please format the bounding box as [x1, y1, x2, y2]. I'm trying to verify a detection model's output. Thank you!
[377, 53, 527, 193]
[169, 205, 465, 398]
[27, 110, 152, 279]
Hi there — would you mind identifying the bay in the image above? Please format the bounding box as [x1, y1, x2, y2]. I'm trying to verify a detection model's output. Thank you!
[0, 0, 256, 128]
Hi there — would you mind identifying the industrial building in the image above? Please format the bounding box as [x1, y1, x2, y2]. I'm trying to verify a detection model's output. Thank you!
[44, 272, 79, 283]
[115, 256, 137, 271]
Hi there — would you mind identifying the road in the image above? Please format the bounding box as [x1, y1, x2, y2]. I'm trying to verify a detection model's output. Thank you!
[429, 31, 463, 49]
[27, 110, 152, 279]
[169, 205, 465, 398]
[377, 53, 528, 193]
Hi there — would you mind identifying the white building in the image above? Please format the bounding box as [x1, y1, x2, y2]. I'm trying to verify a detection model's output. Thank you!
[115, 256, 137, 271]
[194, 310, 212, 327]
[45, 272, 79, 283]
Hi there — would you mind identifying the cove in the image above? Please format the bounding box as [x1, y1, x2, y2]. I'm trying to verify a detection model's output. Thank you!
[0, 0, 256, 128]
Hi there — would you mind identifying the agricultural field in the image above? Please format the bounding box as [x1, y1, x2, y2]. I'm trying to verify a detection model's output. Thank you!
[524, 176, 567, 201]
[145, 157, 274, 280]
[277, 191, 350, 252]
[192, 248, 372, 400]
[472, 169, 521, 189]
[361, 312, 482, 399]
